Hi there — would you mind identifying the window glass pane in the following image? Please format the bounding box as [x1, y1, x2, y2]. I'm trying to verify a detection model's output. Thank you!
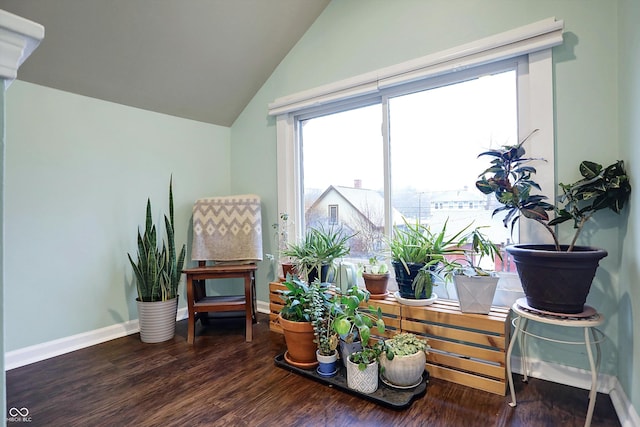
[389, 70, 518, 270]
[301, 104, 383, 263]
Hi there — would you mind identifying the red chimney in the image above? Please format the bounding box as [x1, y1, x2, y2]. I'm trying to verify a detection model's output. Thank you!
[354, 179, 362, 189]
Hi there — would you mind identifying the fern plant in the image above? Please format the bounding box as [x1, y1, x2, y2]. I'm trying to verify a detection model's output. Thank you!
[128, 177, 186, 302]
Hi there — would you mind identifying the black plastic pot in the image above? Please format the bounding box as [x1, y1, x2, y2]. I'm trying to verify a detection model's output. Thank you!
[506, 244, 607, 314]
[392, 261, 430, 299]
[307, 264, 331, 283]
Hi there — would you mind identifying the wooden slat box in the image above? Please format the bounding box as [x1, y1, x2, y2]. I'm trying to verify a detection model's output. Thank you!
[401, 299, 510, 395]
[269, 281, 287, 334]
[268, 282, 510, 395]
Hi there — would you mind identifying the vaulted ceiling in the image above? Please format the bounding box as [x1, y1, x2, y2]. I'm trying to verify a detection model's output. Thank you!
[0, 0, 330, 126]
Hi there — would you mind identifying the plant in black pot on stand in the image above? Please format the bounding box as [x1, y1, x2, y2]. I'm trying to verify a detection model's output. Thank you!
[475, 131, 631, 313]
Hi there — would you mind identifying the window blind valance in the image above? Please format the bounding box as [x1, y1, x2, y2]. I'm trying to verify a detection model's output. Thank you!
[268, 17, 563, 116]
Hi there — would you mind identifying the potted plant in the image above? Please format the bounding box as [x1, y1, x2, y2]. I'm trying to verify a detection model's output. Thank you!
[281, 225, 355, 283]
[278, 277, 329, 369]
[358, 256, 390, 298]
[388, 218, 486, 301]
[331, 285, 385, 363]
[309, 279, 339, 377]
[379, 333, 429, 388]
[272, 212, 295, 278]
[435, 227, 503, 314]
[476, 131, 632, 313]
[345, 340, 385, 394]
[128, 177, 186, 343]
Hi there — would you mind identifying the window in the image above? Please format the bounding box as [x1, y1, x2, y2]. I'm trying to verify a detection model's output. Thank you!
[299, 65, 518, 264]
[328, 205, 338, 225]
[272, 19, 562, 270]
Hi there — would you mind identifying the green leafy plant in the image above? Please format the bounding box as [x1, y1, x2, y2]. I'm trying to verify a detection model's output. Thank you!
[128, 177, 186, 302]
[476, 131, 632, 251]
[279, 277, 315, 322]
[349, 340, 386, 371]
[331, 286, 385, 345]
[357, 256, 389, 276]
[382, 333, 429, 360]
[434, 225, 503, 282]
[388, 218, 494, 298]
[282, 225, 356, 282]
[308, 279, 338, 356]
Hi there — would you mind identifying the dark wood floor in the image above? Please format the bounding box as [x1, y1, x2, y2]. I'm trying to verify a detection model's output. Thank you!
[6, 313, 620, 427]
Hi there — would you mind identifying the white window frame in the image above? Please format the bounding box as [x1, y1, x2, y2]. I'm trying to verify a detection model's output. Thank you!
[271, 18, 563, 244]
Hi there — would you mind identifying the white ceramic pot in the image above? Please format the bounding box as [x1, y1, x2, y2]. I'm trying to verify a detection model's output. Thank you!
[345, 357, 378, 394]
[453, 275, 499, 314]
[136, 297, 178, 343]
[379, 350, 426, 387]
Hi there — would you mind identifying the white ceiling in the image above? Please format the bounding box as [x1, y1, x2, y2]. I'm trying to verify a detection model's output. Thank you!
[0, 0, 330, 126]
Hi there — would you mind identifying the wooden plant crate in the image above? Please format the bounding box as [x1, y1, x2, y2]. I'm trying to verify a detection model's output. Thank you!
[401, 299, 510, 395]
[269, 281, 287, 333]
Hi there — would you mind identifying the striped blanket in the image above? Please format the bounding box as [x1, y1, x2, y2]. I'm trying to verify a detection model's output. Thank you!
[191, 194, 263, 262]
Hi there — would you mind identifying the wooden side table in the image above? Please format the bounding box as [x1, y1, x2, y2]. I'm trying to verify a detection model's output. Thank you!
[183, 263, 258, 344]
[506, 298, 605, 427]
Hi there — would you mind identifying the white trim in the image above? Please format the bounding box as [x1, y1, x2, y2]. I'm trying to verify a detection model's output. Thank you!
[268, 17, 563, 116]
[0, 9, 44, 88]
[509, 355, 615, 394]
[5, 308, 188, 370]
[510, 357, 638, 426]
[609, 377, 640, 427]
[5, 304, 274, 371]
[518, 48, 556, 244]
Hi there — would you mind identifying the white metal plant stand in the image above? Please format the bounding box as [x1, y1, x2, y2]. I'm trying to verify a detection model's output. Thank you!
[506, 298, 605, 427]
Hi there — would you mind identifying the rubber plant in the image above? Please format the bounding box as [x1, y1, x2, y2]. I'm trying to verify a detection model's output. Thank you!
[475, 131, 632, 251]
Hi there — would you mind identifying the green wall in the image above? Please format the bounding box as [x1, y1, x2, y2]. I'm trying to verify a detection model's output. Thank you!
[618, 0, 640, 412]
[231, 0, 636, 411]
[4, 81, 231, 350]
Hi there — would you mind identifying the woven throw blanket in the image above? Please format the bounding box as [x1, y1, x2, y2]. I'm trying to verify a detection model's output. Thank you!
[191, 194, 263, 262]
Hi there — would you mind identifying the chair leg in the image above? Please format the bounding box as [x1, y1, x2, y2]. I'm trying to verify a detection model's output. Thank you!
[244, 274, 253, 342]
[186, 275, 196, 345]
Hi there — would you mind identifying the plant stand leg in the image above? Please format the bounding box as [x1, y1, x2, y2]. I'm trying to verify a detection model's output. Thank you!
[506, 314, 523, 407]
[584, 326, 599, 427]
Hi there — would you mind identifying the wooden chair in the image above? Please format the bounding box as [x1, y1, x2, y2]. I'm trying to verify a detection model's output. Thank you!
[183, 262, 258, 344]
[184, 194, 262, 345]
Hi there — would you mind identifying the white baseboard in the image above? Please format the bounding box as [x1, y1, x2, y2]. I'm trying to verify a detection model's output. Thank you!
[609, 377, 640, 427]
[4, 302, 639, 427]
[5, 307, 188, 371]
[508, 356, 615, 394]
[509, 356, 639, 426]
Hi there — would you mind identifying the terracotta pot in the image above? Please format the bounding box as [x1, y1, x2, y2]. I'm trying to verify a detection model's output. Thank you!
[379, 350, 426, 388]
[281, 262, 296, 279]
[278, 314, 318, 368]
[363, 272, 390, 296]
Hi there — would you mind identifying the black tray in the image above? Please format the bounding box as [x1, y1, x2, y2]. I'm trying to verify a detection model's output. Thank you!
[274, 353, 428, 409]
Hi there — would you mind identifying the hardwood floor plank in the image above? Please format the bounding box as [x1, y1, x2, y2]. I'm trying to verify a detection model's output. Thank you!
[6, 314, 620, 427]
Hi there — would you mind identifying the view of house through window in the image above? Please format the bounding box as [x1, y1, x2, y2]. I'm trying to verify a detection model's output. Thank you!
[301, 69, 519, 283]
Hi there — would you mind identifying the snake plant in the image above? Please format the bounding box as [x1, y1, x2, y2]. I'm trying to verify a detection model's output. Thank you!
[128, 177, 186, 302]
